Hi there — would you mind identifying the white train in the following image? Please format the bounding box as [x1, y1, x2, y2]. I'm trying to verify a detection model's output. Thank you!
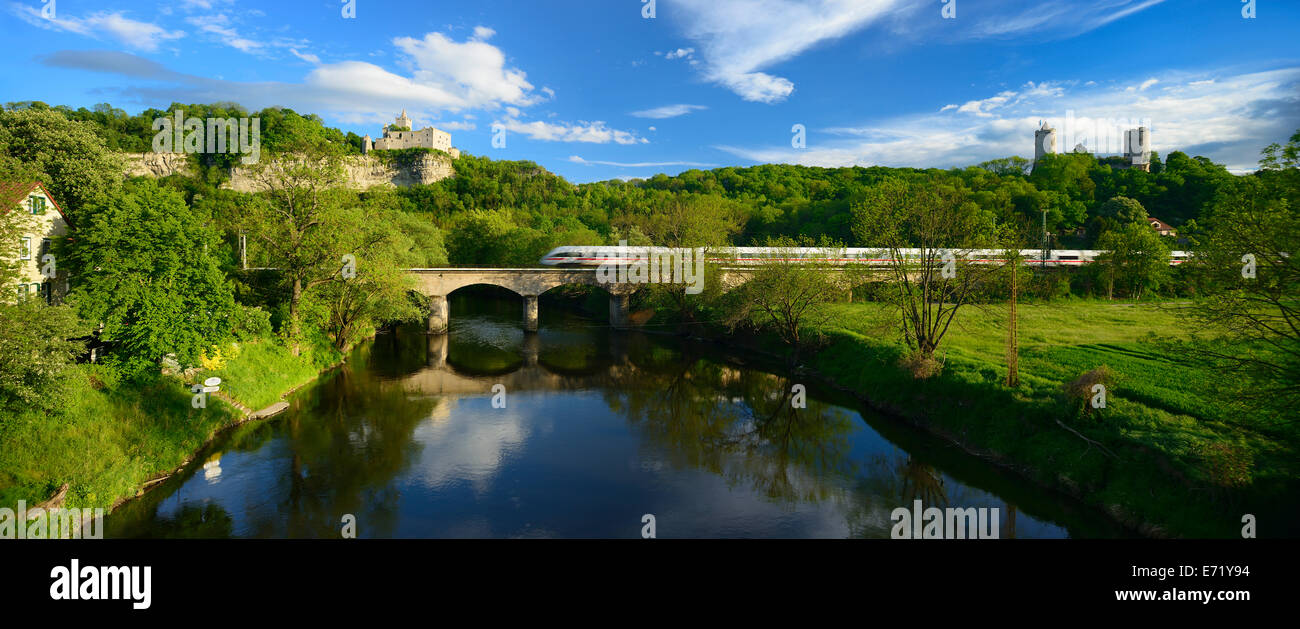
[539, 246, 1191, 267]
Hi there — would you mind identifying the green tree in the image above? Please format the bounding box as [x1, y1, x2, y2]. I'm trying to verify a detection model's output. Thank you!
[0, 108, 123, 218]
[241, 142, 352, 355]
[1096, 195, 1148, 223]
[976, 156, 1031, 177]
[63, 179, 237, 374]
[1094, 221, 1170, 300]
[1183, 170, 1299, 413]
[0, 300, 85, 412]
[301, 193, 439, 352]
[1259, 130, 1300, 171]
[616, 192, 744, 322]
[851, 177, 998, 367]
[1088, 195, 1149, 245]
[727, 236, 844, 364]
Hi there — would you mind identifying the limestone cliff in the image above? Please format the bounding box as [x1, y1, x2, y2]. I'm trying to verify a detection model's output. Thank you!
[122, 152, 195, 178]
[120, 152, 456, 190]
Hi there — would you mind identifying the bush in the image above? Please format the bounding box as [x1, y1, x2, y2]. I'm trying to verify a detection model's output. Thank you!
[899, 352, 944, 379]
[1062, 365, 1116, 417]
[1026, 269, 1073, 300]
[1196, 442, 1254, 488]
[231, 303, 273, 341]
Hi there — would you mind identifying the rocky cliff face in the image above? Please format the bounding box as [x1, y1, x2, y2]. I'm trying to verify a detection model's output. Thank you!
[123, 152, 195, 178]
[120, 152, 456, 190]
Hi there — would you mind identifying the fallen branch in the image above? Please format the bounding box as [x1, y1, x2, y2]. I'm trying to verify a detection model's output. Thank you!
[1056, 419, 1118, 459]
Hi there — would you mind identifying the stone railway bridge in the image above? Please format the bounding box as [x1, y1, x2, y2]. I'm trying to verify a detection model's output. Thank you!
[405, 267, 861, 334]
[407, 268, 637, 333]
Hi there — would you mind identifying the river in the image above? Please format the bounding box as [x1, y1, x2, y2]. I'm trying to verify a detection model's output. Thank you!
[104, 292, 1129, 538]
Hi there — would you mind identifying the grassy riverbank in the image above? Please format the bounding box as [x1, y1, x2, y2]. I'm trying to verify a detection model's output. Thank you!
[0, 340, 331, 513]
[710, 299, 1297, 538]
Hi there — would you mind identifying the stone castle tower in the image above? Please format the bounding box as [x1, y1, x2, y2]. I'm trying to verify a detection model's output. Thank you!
[394, 109, 413, 130]
[362, 109, 460, 158]
[1034, 120, 1056, 164]
[1123, 126, 1151, 172]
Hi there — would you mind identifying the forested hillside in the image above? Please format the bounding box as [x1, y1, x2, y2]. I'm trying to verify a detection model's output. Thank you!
[5, 100, 1239, 269]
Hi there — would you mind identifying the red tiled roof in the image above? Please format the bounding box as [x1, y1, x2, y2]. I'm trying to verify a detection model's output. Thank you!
[1146, 217, 1174, 230]
[0, 181, 39, 209]
[0, 181, 71, 226]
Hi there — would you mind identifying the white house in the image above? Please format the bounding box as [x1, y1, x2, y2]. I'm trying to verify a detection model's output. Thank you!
[0, 181, 70, 303]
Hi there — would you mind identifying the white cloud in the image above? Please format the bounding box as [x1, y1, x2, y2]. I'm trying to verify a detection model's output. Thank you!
[185, 14, 265, 53]
[629, 104, 707, 119]
[938, 82, 1065, 117]
[1127, 77, 1159, 92]
[472, 26, 496, 40]
[38, 25, 547, 130]
[438, 120, 478, 131]
[664, 0, 899, 103]
[717, 68, 1300, 174]
[290, 48, 320, 64]
[495, 113, 646, 145]
[662, 47, 695, 60]
[304, 61, 477, 111]
[569, 156, 717, 168]
[10, 5, 185, 52]
[393, 31, 539, 110]
[663, 0, 1171, 104]
[938, 0, 1169, 41]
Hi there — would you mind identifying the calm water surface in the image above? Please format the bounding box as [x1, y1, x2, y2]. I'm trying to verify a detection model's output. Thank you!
[106, 293, 1127, 538]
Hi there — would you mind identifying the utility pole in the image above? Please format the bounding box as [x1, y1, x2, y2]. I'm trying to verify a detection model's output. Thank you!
[1040, 209, 1048, 268]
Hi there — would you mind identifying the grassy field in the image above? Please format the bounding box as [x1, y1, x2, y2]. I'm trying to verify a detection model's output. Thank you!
[726, 298, 1297, 537]
[0, 340, 328, 514]
[208, 341, 322, 411]
[0, 365, 243, 511]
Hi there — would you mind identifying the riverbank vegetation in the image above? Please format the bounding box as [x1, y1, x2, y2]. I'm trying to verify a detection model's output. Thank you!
[731, 300, 1294, 537]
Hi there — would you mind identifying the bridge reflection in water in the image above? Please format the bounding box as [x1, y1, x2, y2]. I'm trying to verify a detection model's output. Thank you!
[406, 332, 637, 397]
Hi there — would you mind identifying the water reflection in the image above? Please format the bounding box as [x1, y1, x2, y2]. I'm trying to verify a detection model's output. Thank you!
[106, 294, 1129, 538]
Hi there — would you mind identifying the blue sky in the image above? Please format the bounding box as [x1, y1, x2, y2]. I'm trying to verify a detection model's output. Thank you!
[2, 0, 1298, 181]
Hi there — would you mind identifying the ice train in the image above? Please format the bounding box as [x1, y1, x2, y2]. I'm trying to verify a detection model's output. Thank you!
[539, 246, 1190, 267]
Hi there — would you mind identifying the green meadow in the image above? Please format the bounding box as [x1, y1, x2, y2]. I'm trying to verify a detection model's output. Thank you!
[725, 299, 1296, 537]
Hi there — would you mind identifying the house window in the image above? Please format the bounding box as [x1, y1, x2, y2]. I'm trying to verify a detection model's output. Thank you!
[29, 195, 46, 215]
[40, 238, 51, 259]
[20, 237, 31, 260]
[16, 284, 27, 300]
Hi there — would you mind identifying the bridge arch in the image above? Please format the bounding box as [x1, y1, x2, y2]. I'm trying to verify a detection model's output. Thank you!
[407, 268, 638, 334]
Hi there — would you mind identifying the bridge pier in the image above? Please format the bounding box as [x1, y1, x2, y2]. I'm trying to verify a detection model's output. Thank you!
[523, 295, 539, 332]
[426, 333, 448, 369]
[522, 332, 540, 367]
[609, 293, 630, 330]
[427, 294, 449, 334]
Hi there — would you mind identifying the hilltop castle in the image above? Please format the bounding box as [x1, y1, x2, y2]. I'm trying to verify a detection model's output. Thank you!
[362, 109, 460, 158]
[1033, 120, 1150, 172]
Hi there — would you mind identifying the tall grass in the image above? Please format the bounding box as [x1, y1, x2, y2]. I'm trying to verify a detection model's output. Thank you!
[209, 341, 321, 411]
[0, 365, 242, 510]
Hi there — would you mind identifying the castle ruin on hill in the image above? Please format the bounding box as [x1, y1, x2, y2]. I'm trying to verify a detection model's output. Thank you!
[1033, 119, 1150, 172]
[362, 109, 461, 159]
